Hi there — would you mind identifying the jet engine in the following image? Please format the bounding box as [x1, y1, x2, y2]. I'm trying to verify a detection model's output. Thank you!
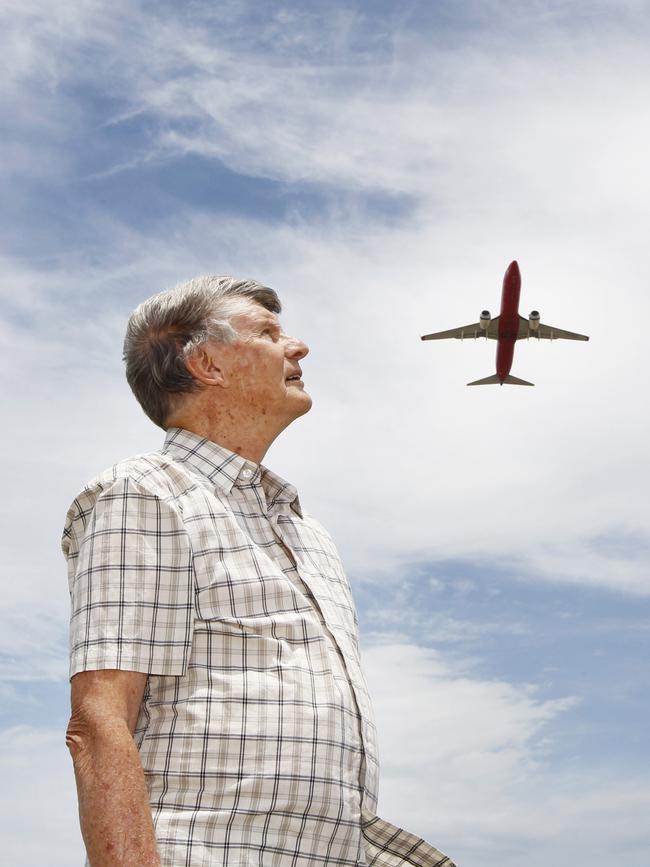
[479, 310, 491, 330]
[529, 310, 540, 331]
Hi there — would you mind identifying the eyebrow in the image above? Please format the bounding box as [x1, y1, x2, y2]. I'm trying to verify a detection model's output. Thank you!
[255, 317, 281, 332]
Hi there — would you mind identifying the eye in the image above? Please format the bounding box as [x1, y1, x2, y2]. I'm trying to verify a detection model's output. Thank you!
[262, 328, 279, 341]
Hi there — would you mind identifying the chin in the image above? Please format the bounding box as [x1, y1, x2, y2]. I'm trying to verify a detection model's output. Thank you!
[296, 393, 313, 416]
[290, 391, 313, 419]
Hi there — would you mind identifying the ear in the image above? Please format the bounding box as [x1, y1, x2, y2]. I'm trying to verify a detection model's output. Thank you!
[184, 344, 229, 388]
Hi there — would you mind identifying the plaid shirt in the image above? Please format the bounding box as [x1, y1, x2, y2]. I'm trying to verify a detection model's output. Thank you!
[62, 427, 454, 867]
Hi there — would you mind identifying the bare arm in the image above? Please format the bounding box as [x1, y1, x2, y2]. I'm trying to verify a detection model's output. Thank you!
[66, 669, 161, 867]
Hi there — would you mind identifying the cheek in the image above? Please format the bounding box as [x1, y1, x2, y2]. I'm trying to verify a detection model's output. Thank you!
[232, 354, 284, 395]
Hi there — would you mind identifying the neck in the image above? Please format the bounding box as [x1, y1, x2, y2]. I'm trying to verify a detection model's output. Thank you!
[166, 404, 281, 465]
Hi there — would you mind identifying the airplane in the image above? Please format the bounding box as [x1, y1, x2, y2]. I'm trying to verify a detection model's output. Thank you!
[421, 260, 589, 386]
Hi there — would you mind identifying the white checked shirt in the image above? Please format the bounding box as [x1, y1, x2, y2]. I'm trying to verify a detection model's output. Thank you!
[62, 428, 455, 867]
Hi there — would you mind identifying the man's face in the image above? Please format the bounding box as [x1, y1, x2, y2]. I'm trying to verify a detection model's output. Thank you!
[221, 301, 312, 428]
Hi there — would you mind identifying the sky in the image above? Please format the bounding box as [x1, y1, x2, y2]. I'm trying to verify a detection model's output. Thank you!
[1, 1, 649, 864]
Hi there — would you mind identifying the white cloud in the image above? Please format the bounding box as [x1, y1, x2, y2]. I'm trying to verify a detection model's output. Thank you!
[363, 642, 650, 866]
[108, 6, 649, 231]
[0, 604, 68, 681]
[0, 726, 85, 866]
[2, 199, 649, 603]
[1, 4, 648, 865]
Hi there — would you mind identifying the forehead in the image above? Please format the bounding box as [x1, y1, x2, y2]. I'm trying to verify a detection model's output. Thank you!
[232, 301, 281, 332]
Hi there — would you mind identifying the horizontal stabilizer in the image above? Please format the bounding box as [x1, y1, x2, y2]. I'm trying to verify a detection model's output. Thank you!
[467, 373, 535, 386]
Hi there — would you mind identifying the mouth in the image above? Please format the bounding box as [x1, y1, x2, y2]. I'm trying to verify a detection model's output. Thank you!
[285, 372, 303, 383]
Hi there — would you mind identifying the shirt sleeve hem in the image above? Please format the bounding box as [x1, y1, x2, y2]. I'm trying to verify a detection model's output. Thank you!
[69, 646, 189, 680]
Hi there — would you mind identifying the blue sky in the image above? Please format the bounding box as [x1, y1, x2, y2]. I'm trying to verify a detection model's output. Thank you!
[2, 1, 649, 865]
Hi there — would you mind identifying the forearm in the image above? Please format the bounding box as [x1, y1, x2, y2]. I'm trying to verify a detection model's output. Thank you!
[67, 719, 161, 867]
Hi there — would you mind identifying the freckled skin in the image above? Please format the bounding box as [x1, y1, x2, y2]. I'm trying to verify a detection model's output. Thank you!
[67, 670, 161, 866]
[166, 301, 312, 464]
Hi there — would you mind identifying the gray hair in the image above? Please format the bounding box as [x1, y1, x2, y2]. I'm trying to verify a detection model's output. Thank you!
[123, 275, 281, 430]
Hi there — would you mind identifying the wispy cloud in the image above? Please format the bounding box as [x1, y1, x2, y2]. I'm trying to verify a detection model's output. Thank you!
[0, 726, 84, 866]
[364, 642, 649, 866]
[2, 3, 649, 863]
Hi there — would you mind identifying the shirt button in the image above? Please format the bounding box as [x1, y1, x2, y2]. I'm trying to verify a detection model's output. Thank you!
[241, 468, 253, 479]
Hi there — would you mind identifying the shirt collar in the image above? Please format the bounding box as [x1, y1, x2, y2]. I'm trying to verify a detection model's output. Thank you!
[162, 427, 303, 517]
[260, 466, 302, 517]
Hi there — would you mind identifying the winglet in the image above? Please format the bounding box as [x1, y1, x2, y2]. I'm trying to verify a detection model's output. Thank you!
[467, 374, 534, 386]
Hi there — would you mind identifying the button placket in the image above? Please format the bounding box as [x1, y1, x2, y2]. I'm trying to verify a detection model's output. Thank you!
[271, 516, 373, 763]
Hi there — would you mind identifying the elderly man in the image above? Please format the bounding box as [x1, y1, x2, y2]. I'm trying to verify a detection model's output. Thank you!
[62, 276, 455, 867]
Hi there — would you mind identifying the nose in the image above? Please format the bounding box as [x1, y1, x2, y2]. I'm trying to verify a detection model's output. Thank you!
[284, 335, 309, 360]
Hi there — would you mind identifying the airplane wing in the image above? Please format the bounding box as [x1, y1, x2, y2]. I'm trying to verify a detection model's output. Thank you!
[422, 316, 500, 341]
[516, 315, 589, 341]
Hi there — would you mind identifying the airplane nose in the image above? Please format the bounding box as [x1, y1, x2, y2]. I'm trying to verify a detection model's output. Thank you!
[503, 259, 521, 292]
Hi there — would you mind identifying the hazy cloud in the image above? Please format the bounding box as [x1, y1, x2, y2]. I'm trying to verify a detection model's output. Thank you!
[2, 2, 648, 864]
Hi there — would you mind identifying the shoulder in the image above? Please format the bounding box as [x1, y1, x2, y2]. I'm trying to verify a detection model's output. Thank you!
[88, 450, 196, 498]
[300, 509, 332, 539]
[296, 509, 343, 558]
[61, 450, 198, 555]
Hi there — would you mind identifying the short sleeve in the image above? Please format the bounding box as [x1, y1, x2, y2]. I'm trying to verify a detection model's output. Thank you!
[63, 476, 195, 679]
